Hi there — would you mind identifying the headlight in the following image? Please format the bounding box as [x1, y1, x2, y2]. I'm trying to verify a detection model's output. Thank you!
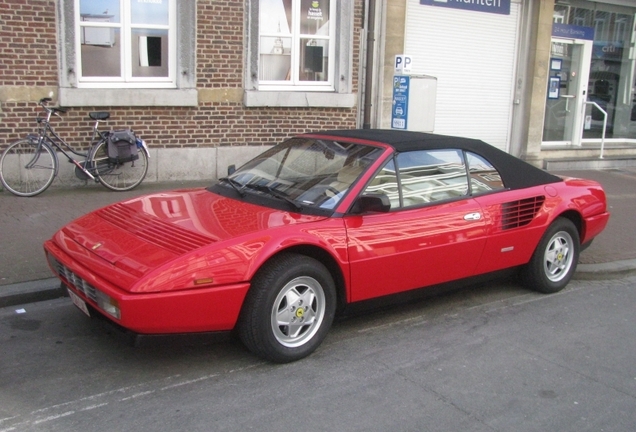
[95, 291, 121, 319]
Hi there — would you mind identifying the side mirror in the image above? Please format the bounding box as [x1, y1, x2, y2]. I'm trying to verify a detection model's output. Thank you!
[227, 164, 236, 175]
[350, 194, 391, 214]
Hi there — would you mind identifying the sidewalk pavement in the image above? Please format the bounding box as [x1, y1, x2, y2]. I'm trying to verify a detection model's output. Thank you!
[1, 168, 636, 308]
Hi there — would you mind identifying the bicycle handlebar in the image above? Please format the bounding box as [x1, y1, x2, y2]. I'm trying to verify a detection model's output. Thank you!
[39, 97, 67, 115]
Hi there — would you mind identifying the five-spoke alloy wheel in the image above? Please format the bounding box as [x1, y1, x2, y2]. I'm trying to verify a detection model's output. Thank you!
[238, 253, 336, 363]
[521, 217, 580, 294]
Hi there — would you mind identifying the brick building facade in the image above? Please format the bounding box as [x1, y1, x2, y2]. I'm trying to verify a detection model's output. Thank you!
[0, 0, 364, 183]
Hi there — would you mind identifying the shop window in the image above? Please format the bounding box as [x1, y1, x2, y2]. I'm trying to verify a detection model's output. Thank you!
[553, 2, 636, 140]
[245, 0, 355, 107]
[58, 0, 196, 106]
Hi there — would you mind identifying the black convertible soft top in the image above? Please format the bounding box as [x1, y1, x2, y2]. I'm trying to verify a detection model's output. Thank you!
[306, 129, 562, 190]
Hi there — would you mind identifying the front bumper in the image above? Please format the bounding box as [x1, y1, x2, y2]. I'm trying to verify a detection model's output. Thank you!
[44, 240, 250, 334]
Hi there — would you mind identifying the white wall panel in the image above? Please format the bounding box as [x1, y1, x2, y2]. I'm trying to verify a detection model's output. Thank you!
[404, 0, 521, 151]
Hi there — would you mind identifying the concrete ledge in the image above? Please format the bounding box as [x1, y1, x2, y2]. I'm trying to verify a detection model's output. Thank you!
[244, 91, 357, 108]
[544, 156, 636, 171]
[59, 88, 199, 107]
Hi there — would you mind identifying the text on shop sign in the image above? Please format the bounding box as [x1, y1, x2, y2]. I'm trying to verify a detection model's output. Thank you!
[420, 0, 511, 16]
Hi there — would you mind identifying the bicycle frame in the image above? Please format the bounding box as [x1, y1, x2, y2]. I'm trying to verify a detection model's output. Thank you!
[2, 98, 149, 196]
[33, 108, 109, 182]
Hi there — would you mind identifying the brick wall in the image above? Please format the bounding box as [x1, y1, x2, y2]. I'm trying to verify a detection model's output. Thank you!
[0, 1, 363, 154]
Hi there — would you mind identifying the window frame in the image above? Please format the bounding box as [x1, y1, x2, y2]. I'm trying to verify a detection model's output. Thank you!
[363, 149, 506, 210]
[58, 0, 197, 106]
[75, 0, 176, 89]
[244, 0, 356, 108]
[258, 0, 336, 91]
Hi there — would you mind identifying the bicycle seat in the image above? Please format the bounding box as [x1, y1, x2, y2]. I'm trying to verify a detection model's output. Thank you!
[89, 111, 110, 121]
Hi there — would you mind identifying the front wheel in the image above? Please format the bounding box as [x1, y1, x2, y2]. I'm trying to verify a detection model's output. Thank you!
[0, 139, 57, 197]
[521, 217, 580, 294]
[91, 140, 148, 191]
[238, 253, 337, 363]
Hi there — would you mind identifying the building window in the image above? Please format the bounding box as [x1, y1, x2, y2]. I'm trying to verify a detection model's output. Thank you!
[245, 0, 355, 108]
[58, 0, 196, 106]
[259, 0, 335, 90]
[76, 0, 175, 88]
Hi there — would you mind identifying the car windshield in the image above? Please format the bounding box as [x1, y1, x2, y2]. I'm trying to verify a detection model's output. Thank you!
[224, 138, 383, 210]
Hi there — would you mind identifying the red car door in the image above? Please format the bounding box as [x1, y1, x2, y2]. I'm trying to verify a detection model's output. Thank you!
[345, 198, 487, 302]
[344, 149, 488, 302]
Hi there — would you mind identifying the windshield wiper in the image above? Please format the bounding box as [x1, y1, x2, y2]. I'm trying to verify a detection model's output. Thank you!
[218, 177, 245, 197]
[242, 183, 302, 211]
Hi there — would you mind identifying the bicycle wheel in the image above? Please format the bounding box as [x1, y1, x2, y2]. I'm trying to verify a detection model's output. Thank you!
[91, 140, 148, 191]
[0, 139, 57, 197]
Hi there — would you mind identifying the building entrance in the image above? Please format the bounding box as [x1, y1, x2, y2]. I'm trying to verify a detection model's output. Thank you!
[545, 0, 636, 144]
[542, 37, 593, 146]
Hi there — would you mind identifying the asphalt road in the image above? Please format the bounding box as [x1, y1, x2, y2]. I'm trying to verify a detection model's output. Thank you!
[1, 276, 635, 432]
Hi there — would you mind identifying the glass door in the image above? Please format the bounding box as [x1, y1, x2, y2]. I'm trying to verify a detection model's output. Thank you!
[542, 38, 592, 145]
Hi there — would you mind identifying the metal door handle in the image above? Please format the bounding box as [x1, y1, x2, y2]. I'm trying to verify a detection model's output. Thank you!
[464, 212, 481, 221]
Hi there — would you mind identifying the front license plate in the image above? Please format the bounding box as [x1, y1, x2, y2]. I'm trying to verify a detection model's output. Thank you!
[67, 289, 90, 317]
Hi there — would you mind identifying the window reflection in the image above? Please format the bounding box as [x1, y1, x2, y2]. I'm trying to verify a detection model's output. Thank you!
[466, 152, 505, 194]
[397, 150, 468, 207]
[259, 0, 333, 86]
[78, 0, 172, 82]
[363, 149, 507, 210]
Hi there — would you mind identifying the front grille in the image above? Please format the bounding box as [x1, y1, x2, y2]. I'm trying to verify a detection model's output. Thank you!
[47, 254, 97, 302]
[501, 196, 545, 230]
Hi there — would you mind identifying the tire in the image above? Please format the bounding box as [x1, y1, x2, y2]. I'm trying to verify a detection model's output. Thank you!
[238, 253, 337, 363]
[521, 217, 580, 294]
[91, 140, 148, 191]
[0, 139, 57, 197]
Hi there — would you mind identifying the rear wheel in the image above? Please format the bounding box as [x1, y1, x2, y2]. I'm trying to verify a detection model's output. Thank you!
[0, 139, 56, 197]
[238, 253, 336, 363]
[91, 140, 148, 191]
[521, 218, 580, 293]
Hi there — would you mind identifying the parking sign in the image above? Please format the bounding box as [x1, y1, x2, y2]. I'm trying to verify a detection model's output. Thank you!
[394, 55, 413, 75]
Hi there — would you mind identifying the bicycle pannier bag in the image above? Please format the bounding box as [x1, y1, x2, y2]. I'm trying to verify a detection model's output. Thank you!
[108, 130, 139, 163]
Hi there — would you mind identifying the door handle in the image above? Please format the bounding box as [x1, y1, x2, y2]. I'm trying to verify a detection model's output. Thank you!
[561, 94, 575, 112]
[464, 212, 481, 221]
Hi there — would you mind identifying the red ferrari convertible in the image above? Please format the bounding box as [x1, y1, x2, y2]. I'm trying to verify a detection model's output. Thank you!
[44, 130, 609, 362]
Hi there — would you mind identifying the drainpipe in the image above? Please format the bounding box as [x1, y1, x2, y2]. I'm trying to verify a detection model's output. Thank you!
[362, 0, 376, 129]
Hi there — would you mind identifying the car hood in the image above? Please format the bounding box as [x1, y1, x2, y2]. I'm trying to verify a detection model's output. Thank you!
[58, 188, 327, 290]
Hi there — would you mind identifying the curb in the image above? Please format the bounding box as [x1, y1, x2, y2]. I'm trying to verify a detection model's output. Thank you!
[2, 260, 636, 309]
[574, 258, 636, 280]
[0, 278, 67, 309]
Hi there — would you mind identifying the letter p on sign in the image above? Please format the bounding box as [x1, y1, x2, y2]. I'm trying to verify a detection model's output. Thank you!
[395, 55, 413, 75]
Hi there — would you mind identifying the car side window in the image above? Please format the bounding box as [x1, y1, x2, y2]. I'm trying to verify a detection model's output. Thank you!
[396, 149, 469, 207]
[466, 152, 505, 194]
[362, 158, 400, 209]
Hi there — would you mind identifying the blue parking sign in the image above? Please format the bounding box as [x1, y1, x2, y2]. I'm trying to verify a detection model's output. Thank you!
[392, 75, 409, 130]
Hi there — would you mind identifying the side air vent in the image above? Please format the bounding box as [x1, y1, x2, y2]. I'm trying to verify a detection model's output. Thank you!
[501, 196, 545, 230]
[97, 203, 213, 254]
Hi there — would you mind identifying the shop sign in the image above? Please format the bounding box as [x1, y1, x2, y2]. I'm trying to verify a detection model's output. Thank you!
[552, 23, 595, 41]
[420, 0, 510, 16]
[308, 1, 324, 21]
[593, 42, 622, 60]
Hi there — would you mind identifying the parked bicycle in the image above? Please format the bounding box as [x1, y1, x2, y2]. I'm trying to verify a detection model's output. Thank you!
[0, 98, 149, 197]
